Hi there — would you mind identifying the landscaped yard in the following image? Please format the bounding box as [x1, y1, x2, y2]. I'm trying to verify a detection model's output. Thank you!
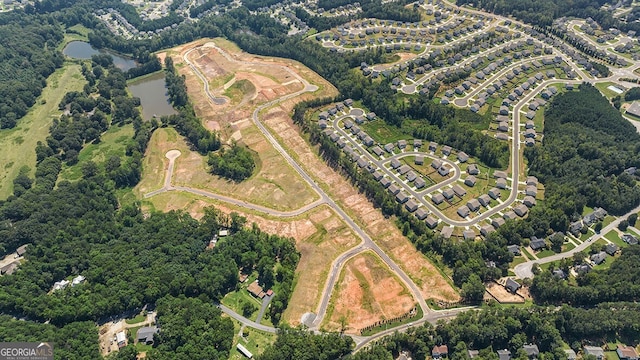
[125, 314, 146, 325]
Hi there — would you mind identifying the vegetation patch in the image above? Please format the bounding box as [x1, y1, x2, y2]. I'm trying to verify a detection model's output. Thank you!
[208, 142, 257, 182]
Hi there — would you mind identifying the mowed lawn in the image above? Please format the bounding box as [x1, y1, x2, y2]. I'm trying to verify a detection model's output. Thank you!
[0, 64, 85, 199]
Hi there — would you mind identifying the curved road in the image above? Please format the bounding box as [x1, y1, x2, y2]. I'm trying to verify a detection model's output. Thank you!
[180, 43, 438, 335]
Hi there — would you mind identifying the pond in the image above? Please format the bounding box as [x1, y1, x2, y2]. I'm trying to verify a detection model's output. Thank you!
[62, 41, 138, 71]
[127, 72, 177, 121]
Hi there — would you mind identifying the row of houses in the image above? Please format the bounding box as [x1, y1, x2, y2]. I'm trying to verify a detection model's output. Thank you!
[568, 207, 608, 236]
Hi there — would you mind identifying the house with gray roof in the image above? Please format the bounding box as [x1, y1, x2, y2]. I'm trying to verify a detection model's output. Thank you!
[372, 146, 384, 156]
[380, 177, 392, 188]
[523, 196, 536, 207]
[467, 199, 481, 212]
[505, 278, 521, 293]
[465, 175, 477, 187]
[496, 178, 507, 189]
[584, 346, 605, 360]
[406, 171, 417, 182]
[458, 151, 469, 162]
[457, 206, 470, 218]
[523, 344, 539, 358]
[390, 158, 402, 169]
[442, 145, 452, 155]
[398, 164, 411, 175]
[388, 184, 400, 195]
[396, 192, 409, 204]
[452, 184, 467, 197]
[514, 204, 529, 217]
[605, 243, 619, 255]
[137, 327, 159, 345]
[431, 159, 443, 169]
[463, 229, 476, 240]
[384, 143, 395, 153]
[438, 166, 451, 176]
[492, 217, 506, 229]
[441, 226, 453, 239]
[415, 155, 424, 165]
[591, 251, 607, 265]
[479, 194, 492, 207]
[497, 349, 512, 360]
[405, 199, 419, 212]
[503, 210, 517, 220]
[529, 236, 546, 251]
[467, 164, 479, 175]
[415, 177, 426, 189]
[415, 208, 429, 220]
[426, 216, 439, 229]
[481, 225, 495, 237]
[508, 244, 521, 256]
[493, 171, 507, 179]
[432, 193, 445, 205]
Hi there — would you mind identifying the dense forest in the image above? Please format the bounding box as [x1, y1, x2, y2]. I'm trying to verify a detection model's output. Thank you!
[525, 84, 640, 223]
[531, 245, 640, 305]
[257, 327, 354, 360]
[0, 13, 65, 129]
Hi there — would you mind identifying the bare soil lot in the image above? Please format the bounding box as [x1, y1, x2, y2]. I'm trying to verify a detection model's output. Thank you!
[322, 251, 416, 334]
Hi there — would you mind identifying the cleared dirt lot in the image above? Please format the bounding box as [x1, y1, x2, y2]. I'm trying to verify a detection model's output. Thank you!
[322, 251, 416, 334]
[262, 103, 460, 303]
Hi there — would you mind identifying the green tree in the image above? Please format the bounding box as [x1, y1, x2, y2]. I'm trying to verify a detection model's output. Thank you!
[461, 274, 485, 303]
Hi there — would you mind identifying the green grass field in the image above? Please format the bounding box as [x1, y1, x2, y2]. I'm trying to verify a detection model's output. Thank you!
[125, 314, 146, 325]
[595, 82, 624, 100]
[0, 64, 85, 199]
[59, 124, 135, 182]
[221, 289, 262, 322]
[229, 320, 276, 360]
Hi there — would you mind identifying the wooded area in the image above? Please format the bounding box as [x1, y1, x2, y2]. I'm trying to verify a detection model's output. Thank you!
[208, 142, 256, 182]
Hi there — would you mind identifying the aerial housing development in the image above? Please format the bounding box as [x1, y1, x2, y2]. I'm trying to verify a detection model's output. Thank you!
[1, 0, 640, 358]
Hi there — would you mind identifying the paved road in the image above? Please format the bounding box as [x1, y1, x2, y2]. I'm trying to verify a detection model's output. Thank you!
[513, 204, 640, 278]
[218, 304, 277, 333]
[183, 47, 228, 105]
[186, 43, 431, 333]
[255, 294, 272, 325]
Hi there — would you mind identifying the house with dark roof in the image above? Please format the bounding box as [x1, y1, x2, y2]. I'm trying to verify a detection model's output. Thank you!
[405, 199, 419, 212]
[384, 143, 395, 153]
[438, 166, 451, 176]
[523, 196, 536, 208]
[388, 184, 400, 195]
[467, 164, 479, 175]
[508, 244, 521, 256]
[503, 210, 517, 220]
[372, 146, 384, 156]
[414, 139, 422, 148]
[496, 178, 507, 189]
[442, 145, 452, 155]
[457, 206, 470, 218]
[553, 269, 567, 279]
[505, 278, 521, 293]
[380, 177, 391, 188]
[398, 165, 411, 175]
[478, 194, 491, 207]
[622, 234, 639, 245]
[397, 139, 407, 149]
[530, 236, 546, 251]
[605, 243, 619, 255]
[488, 188, 501, 200]
[429, 141, 438, 152]
[415, 155, 424, 165]
[569, 220, 584, 236]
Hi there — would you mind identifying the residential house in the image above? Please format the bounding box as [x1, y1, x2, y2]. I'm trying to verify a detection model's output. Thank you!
[523, 196, 536, 207]
[372, 146, 384, 156]
[16, 244, 29, 257]
[463, 229, 476, 240]
[380, 177, 392, 188]
[617, 345, 638, 360]
[431, 159, 443, 170]
[508, 245, 521, 256]
[591, 251, 607, 265]
[116, 331, 127, 349]
[443, 188, 455, 200]
[467, 199, 481, 212]
[405, 199, 419, 212]
[384, 143, 395, 153]
[415, 177, 427, 189]
[492, 217, 506, 229]
[465, 175, 477, 187]
[583, 207, 607, 226]
[488, 187, 501, 199]
[523, 344, 539, 358]
[503, 210, 517, 220]
[467, 164, 479, 175]
[248, 281, 266, 298]
[441, 226, 454, 239]
[605, 243, 619, 256]
[415, 208, 429, 220]
[1, 262, 18, 275]
[481, 225, 495, 237]
[407, 171, 417, 182]
[398, 165, 411, 175]
[458, 151, 469, 162]
[137, 326, 159, 345]
[429, 141, 438, 152]
[494, 171, 507, 179]
[396, 192, 409, 204]
[449, 185, 465, 198]
[426, 216, 439, 229]
[442, 145, 452, 155]
[497, 349, 512, 360]
[496, 178, 507, 189]
[414, 139, 422, 148]
[505, 278, 521, 293]
[479, 194, 492, 207]
[363, 136, 374, 146]
[622, 234, 639, 245]
[514, 204, 529, 217]
[569, 220, 583, 236]
[584, 346, 605, 360]
[432, 345, 449, 359]
[525, 186, 538, 197]
[415, 155, 424, 165]
[438, 166, 451, 176]
[468, 350, 480, 359]
[432, 193, 445, 205]
[526, 176, 538, 186]
[397, 139, 407, 149]
[457, 206, 470, 218]
[530, 236, 546, 251]
[390, 158, 402, 169]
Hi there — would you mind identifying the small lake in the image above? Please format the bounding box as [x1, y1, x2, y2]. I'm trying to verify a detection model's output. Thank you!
[127, 72, 177, 121]
[63, 41, 138, 71]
